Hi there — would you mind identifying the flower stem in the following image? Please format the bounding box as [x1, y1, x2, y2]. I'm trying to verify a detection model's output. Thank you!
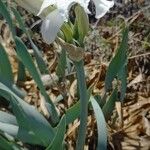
[75, 60, 88, 150]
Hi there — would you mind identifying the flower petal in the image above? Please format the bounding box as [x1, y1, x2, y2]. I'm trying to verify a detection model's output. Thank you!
[93, 0, 114, 18]
[41, 9, 64, 44]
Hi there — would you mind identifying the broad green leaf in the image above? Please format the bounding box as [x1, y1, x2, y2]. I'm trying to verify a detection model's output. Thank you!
[15, 37, 59, 124]
[0, 0, 15, 36]
[0, 44, 13, 84]
[0, 82, 55, 146]
[75, 5, 89, 45]
[46, 115, 66, 150]
[102, 88, 118, 121]
[90, 96, 107, 150]
[105, 27, 128, 91]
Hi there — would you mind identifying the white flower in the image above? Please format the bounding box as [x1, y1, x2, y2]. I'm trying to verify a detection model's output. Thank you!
[93, 0, 114, 18]
[39, 0, 80, 44]
[39, 0, 114, 44]
[16, 0, 114, 44]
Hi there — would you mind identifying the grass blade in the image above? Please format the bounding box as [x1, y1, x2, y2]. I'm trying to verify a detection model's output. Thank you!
[46, 115, 66, 150]
[0, 45, 25, 98]
[0, 44, 14, 84]
[0, 0, 15, 36]
[105, 27, 128, 91]
[15, 37, 59, 124]
[12, 7, 48, 74]
[17, 61, 26, 83]
[0, 135, 20, 150]
[65, 101, 80, 125]
[56, 49, 67, 78]
[102, 88, 118, 121]
[75, 60, 88, 150]
[0, 77, 26, 99]
[118, 65, 127, 102]
[90, 96, 107, 150]
[65, 87, 92, 125]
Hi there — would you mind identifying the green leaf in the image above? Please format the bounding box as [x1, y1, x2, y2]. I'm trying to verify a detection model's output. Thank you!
[0, 78, 25, 99]
[14, 37, 59, 124]
[94, 95, 104, 108]
[118, 65, 127, 102]
[30, 39, 49, 74]
[17, 61, 26, 83]
[65, 101, 80, 125]
[61, 22, 73, 43]
[102, 88, 118, 121]
[0, 0, 15, 36]
[0, 135, 20, 150]
[0, 122, 18, 138]
[46, 115, 66, 150]
[0, 111, 19, 142]
[12, 7, 48, 74]
[74, 5, 89, 45]
[75, 60, 88, 150]
[65, 87, 92, 125]
[56, 49, 67, 78]
[73, 19, 79, 41]
[57, 30, 65, 41]
[105, 27, 128, 91]
[90, 96, 107, 150]
[0, 44, 14, 84]
[0, 111, 17, 126]
[0, 82, 56, 146]
[10, 7, 26, 33]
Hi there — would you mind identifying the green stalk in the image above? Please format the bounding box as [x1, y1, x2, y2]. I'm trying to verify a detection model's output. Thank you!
[75, 60, 88, 150]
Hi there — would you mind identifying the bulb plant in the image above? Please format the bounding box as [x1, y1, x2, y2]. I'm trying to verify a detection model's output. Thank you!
[0, 0, 128, 149]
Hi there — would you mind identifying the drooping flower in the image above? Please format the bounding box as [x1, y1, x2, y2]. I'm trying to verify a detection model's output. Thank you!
[15, 0, 114, 44]
[38, 0, 114, 44]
